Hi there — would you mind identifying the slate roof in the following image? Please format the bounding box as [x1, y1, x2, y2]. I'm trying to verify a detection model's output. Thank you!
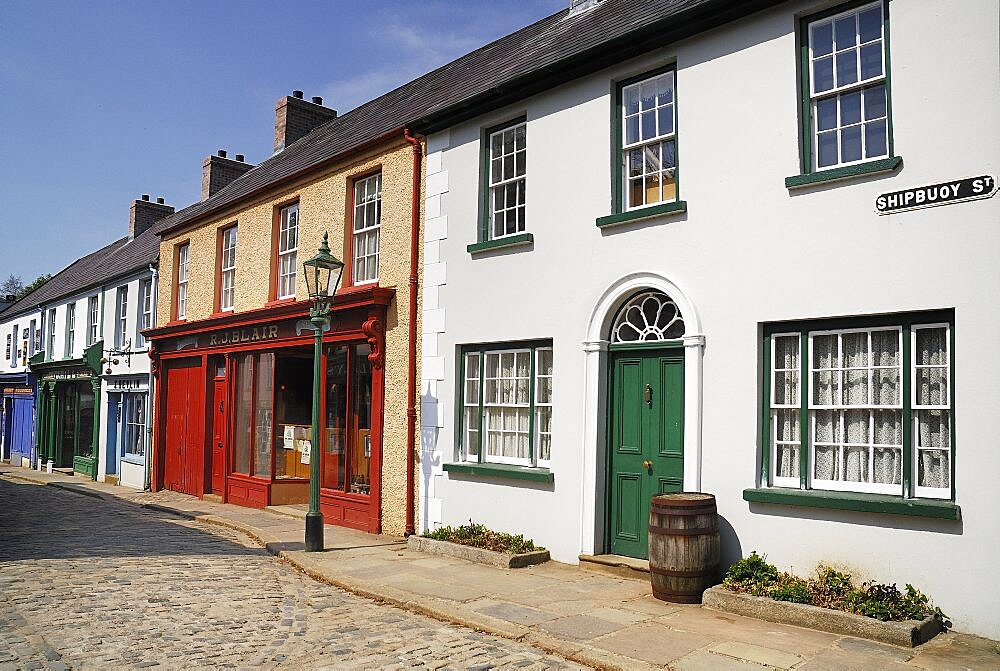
[156, 0, 776, 237]
[0, 213, 178, 320]
[2, 0, 777, 319]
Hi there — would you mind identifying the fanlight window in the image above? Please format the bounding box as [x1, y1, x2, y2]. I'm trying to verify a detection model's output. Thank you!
[610, 290, 685, 342]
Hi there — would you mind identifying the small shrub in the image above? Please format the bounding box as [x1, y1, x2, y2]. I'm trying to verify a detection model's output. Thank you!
[810, 565, 854, 610]
[845, 581, 946, 622]
[723, 551, 779, 596]
[770, 575, 812, 604]
[423, 520, 542, 554]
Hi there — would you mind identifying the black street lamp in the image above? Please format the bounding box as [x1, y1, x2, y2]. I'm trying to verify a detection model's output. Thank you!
[302, 232, 344, 552]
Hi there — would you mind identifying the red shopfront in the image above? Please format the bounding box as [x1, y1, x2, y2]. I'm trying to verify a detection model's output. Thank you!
[146, 288, 393, 533]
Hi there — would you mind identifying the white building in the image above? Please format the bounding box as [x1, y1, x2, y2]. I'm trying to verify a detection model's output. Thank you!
[416, 0, 1000, 638]
[0, 195, 171, 488]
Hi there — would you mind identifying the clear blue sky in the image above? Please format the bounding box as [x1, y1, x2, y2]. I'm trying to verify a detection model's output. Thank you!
[0, 0, 564, 283]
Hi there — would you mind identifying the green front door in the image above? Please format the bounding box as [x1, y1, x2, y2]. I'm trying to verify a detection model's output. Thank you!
[607, 348, 684, 559]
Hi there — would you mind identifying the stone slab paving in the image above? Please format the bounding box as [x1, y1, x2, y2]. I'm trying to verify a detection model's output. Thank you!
[0, 475, 584, 670]
[4, 465, 1000, 670]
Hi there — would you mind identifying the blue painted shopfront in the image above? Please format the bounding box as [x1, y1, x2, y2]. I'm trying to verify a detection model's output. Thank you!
[1, 373, 36, 467]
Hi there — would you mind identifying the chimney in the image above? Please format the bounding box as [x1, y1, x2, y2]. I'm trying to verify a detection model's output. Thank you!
[201, 150, 254, 201]
[273, 91, 338, 154]
[130, 196, 175, 240]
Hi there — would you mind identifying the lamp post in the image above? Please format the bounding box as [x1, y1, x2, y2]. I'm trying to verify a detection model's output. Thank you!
[302, 232, 344, 552]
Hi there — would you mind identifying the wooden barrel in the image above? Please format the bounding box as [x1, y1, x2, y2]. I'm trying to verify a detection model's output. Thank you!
[648, 493, 720, 603]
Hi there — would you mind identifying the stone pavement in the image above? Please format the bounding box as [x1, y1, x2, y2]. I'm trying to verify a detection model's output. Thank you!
[3, 465, 999, 670]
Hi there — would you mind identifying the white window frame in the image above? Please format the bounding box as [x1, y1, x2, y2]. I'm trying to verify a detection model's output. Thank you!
[176, 243, 190, 320]
[137, 279, 152, 348]
[621, 70, 677, 211]
[487, 121, 526, 240]
[65, 302, 75, 358]
[911, 323, 951, 500]
[115, 286, 128, 349]
[87, 296, 99, 345]
[276, 204, 298, 299]
[769, 332, 802, 489]
[11, 324, 18, 366]
[120, 392, 147, 460]
[220, 225, 238, 311]
[807, 1, 888, 171]
[45, 310, 56, 361]
[352, 173, 382, 285]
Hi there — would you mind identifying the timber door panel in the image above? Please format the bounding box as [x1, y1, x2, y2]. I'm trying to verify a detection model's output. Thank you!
[163, 359, 205, 496]
[608, 350, 684, 559]
[211, 380, 226, 495]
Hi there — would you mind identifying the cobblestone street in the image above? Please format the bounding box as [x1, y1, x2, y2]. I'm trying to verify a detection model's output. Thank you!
[0, 477, 584, 670]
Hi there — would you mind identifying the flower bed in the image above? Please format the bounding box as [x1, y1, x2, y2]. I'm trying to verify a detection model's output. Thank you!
[704, 552, 946, 646]
[409, 522, 549, 569]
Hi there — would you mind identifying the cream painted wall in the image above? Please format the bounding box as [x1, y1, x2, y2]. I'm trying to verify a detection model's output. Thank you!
[424, 0, 1000, 638]
[158, 140, 423, 535]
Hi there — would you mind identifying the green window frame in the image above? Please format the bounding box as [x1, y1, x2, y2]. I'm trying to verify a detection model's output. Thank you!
[597, 65, 686, 228]
[477, 116, 527, 244]
[788, 0, 899, 186]
[761, 310, 955, 502]
[455, 340, 552, 469]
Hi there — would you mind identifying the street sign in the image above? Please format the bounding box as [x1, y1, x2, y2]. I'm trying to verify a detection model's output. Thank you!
[876, 175, 997, 215]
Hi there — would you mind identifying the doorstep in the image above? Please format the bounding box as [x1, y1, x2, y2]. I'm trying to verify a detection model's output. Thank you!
[580, 553, 650, 580]
[202, 493, 223, 504]
[265, 504, 308, 520]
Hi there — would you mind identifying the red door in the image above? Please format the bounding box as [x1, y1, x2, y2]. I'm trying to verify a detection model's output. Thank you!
[211, 379, 227, 495]
[163, 358, 206, 496]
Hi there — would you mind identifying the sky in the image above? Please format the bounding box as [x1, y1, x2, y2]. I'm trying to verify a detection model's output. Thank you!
[0, 0, 565, 284]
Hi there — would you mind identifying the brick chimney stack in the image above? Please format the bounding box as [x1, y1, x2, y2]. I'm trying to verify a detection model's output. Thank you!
[201, 150, 254, 201]
[129, 195, 175, 240]
[273, 90, 337, 154]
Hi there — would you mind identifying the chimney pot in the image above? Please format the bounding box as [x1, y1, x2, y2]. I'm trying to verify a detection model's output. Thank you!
[130, 196, 174, 240]
[235, 154, 245, 162]
[218, 149, 227, 158]
[312, 96, 323, 105]
[293, 90, 304, 99]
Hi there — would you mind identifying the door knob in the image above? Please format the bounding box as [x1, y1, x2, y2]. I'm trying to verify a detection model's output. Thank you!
[643, 459, 653, 470]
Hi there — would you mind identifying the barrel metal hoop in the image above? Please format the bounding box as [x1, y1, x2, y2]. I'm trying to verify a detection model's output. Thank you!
[649, 566, 717, 578]
[648, 525, 719, 536]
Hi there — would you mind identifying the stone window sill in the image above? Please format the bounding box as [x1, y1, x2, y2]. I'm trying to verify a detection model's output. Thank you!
[785, 156, 903, 189]
[596, 200, 687, 228]
[742, 487, 960, 520]
[443, 461, 553, 483]
[467, 233, 534, 255]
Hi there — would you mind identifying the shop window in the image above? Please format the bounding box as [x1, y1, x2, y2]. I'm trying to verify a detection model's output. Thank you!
[763, 311, 953, 500]
[253, 353, 274, 478]
[233, 353, 253, 474]
[275, 351, 314, 479]
[120, 393, 147, 459]
[323, 343, 373, 494]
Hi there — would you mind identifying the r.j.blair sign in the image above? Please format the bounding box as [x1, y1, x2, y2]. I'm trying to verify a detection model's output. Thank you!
[876, 175, 997, 215]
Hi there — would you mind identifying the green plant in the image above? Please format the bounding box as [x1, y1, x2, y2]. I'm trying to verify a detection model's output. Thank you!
[770, 575, 812, 604]
[422, 520, 542, 554]
[844, 581, 945, 622]
[810, 565, 854, 610]
[723, 552, 780, 596]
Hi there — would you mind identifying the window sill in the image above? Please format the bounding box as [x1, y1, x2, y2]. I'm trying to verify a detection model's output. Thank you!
[467, 233, 534, 255]
[596, 200, 688, 228]
[443, 461, 553, 483]
[121, 455, 146, 466]
[784, 156, 903, 189]
[742, 487, 960, 520]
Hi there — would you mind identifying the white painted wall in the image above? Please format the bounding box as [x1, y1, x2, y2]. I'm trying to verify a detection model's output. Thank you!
[422, 0, 1000, 638]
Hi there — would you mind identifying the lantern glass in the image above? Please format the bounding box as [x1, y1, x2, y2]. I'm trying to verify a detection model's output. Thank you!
[301, 232, 344, 301]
